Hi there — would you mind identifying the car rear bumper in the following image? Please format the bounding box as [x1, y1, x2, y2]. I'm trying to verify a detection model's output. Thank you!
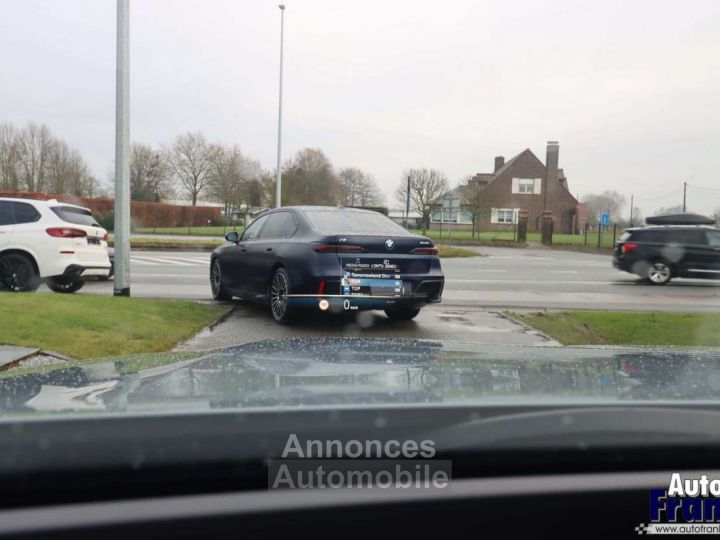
[287, 277, 444, 312]
[613, 257, 636, 273]
[61, 263, 112, 279]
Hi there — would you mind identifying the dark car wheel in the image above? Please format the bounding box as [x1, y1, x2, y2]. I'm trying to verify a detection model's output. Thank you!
[0, 253, 40, 292]
[384, 307, 421, 321]
[645, 260, 672, 285]
[269, 267, 295, 324]
[46, 277, 85, 294]
[210, 259, 232, 301]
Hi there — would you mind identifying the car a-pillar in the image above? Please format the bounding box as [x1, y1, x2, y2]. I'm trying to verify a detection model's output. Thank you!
[541, 210, 553, 246]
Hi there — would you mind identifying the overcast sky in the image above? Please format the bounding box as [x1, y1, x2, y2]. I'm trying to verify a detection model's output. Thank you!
[1, 0, 719, 216]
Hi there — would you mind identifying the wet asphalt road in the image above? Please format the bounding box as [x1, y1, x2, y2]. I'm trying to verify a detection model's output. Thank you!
[70, 246, 720, 313]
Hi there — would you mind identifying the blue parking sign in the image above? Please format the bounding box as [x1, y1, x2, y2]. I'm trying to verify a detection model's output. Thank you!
[600, 212, 609, 226]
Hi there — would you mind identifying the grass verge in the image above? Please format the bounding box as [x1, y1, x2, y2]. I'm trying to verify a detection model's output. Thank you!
[109, 237, 224, 250]
[512, 310, 720, 346]
[410, 229, 618, 248]
[0, 294, 230, 360]
[436, 245, 478, 258]
[133, 226, 242, 237]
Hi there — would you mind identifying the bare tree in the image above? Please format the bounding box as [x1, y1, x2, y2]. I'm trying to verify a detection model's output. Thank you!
[395, 168, 449, 234]
[654, 204, 684, 216]
[0, 123, 20, 191]
[130, 143, 171, 201]
[207, 145, 261, 218]
[17, 123, 53, 192]
[256, 171, 276, 208]
[457, 175, 488, 238]
[46, 141, 97, 197]
[168, 132, 214, 206]
[582, 190, 626, 223]
[282, 148, 342, 205]
[338, 167, 384, 207]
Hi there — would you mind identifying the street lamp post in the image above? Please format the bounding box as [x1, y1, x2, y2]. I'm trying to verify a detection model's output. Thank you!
[274, 5, 285, 208]
[113, 0, 131, 297]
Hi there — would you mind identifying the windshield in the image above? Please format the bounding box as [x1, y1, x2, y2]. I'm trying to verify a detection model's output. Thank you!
[2, 0, 720, 517]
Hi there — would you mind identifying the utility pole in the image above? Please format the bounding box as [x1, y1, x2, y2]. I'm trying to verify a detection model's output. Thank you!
[629, 194, 634, 226]
[682, 181, 687, 213]
[113, 0, 130, 297]
[404, 175, 411, 228]
[447, 196, 453, 245]
[274, 5, 285, 208]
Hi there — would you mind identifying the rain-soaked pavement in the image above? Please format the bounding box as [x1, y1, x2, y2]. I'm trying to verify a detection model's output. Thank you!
[174, 304, 558, 351]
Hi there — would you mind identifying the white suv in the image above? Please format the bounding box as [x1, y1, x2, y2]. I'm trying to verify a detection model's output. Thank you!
[0, 197, 111, 293]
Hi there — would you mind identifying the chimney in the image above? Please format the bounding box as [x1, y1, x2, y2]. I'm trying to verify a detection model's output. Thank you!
[543, 141, 559, 210]
[494, 156, 505, 172]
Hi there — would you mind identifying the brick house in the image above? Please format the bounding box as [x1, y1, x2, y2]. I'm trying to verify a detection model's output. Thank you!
[431, 141, 582, 234]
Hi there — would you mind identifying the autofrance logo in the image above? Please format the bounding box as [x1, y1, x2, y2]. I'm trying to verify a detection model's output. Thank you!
[385, 238, 394, 250]
[636, 473, 720, 535]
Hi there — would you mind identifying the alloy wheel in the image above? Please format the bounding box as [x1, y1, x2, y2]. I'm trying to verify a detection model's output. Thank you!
[270, 270, 288, 321]
[210, 261, 222, 296]
[0, 255, 34, 292]
[648, 262, 671, 284]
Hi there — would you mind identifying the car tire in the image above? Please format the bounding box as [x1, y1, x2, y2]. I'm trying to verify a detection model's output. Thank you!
[269, 267, 295, 324]
[210, 259, 232, 301]
[384, 307, 421, 321]
[645, 259, 673, 285]
[46, 277, 85, 294]
[0, 253, 40, 292]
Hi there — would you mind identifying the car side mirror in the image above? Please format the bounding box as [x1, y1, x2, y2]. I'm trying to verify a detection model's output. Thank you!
[225, 231, 240, 244]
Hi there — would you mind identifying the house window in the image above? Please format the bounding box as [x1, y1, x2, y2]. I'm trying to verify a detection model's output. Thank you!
[491, 208, 516, 224]
[512, 178, 541, 194]
[431, 207, 473, 224]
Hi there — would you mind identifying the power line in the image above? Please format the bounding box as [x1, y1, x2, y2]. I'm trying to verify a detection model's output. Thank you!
[633, 186, 683, 203]
[686, 183, 720, 194]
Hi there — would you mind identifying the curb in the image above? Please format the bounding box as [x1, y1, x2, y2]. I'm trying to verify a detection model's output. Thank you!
[495, 310, 561, 346]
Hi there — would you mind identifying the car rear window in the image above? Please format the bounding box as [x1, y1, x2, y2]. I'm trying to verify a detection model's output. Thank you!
[304, 209, 408, 235]
[50, 206, 99, 227]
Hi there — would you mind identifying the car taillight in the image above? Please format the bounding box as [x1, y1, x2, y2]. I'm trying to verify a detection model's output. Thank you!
[621, 243, 638, 254]
[620, 360, 636, 374]
[411, 247, 439, 255]
[102, 232, 108, 241]
[311, 243, 366, 253]
[46, 227, 87, 238]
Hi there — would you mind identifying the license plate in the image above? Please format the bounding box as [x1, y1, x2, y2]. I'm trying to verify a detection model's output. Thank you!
[341, 258, 404, 297]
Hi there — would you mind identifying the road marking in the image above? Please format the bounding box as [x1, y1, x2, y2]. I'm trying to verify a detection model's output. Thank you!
[133, 273, 207, 277]
[550, 270, 579, 274]
[172, 257, 210, 264]
[133, 256, 198, 266]
[130, 257, 163, 265]
[444, 279, 618, 285]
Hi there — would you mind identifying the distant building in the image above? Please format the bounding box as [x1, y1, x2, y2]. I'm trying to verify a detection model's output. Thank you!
[388, 207, 423, 228]
[431, 141, 582, 234]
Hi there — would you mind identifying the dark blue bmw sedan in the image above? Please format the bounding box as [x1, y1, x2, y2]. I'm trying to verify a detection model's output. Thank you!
[210, 206, 444, 323]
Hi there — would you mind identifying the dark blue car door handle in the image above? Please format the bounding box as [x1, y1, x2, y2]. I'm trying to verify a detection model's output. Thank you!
[237, 244, 247, 252]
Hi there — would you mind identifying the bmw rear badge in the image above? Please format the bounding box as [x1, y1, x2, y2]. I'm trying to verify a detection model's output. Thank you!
[385, 239, 394, 250]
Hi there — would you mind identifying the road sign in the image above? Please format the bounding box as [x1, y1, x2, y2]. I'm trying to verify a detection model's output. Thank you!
[600, 212, 609, 226]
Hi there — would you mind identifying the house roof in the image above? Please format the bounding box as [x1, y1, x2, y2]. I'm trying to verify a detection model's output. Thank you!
[436, 146, 576, 205]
